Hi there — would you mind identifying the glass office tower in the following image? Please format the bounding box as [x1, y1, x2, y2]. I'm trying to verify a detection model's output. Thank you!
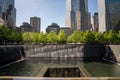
[0, 0, 14, 13]
[0, 0, 3, 13]
[99, 0, 120, 32]
[66, 0, 90, 31]
[0, 0, 16, 29]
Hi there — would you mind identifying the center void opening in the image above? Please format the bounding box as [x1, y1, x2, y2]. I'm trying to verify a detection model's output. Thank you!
[44, 67, 85, 77]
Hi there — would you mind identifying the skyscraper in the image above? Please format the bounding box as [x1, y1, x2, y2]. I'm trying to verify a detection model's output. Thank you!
[30, 17, 41, 33]
[0, 0, 16, 29]
[93, 13, 99, 32]
[65, 0, 89, 31]
[20, 22, 33, 33]
[99, 0, 120, 32]
[46, 23, 60, 34]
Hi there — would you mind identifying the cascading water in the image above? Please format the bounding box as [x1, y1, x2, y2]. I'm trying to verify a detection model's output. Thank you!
[0, 46, 25, 67]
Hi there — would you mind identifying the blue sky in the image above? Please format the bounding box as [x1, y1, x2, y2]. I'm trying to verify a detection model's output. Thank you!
[15, 0, 98, 32]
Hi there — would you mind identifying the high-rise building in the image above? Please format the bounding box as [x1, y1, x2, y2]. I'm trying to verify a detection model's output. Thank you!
[98, 0, 120, 32]
[65, 0, 89, 31]
[0, 17, 4, 25]
[93, 13, 99, 32]
[46, 23, 60, 34]
[0, 0, 16, 29]
[30, 17, 40, 33]
[60, 27, 72, 37]
[20, 22, 33, 33]
[88, 12, 92, 30]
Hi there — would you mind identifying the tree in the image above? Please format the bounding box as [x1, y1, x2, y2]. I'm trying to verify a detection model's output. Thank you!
[105, 30, 118, 44]
[10, 30, 23, 44]
[23, 32, 33, 43]
[95, 32, 105, 44]
[38, 32, 47, 44]
[72, 30, 81, 43]
[67, 35, 72, 43]
[82, 31, 96, 43]
[31, 33, 39, 44]
[58, 29, 67, 43]
[17, 32, 23, 44]
[68, 30, 83, 43]
[47, 31, 58, 43]
[0, 25, 11, 44]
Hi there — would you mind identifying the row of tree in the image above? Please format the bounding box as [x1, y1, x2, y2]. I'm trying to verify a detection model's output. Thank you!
[23, 30, 120, 44]
[1, 25, 120, 45]
[68, 30, 120, 44]
[23, 30, 67, 44]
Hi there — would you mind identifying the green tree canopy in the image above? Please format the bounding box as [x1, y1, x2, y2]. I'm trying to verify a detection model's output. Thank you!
[58, 29, 67, 43]
[10, 30, 23, 44]
[83, 30, 96, 43]
[67, 35, 72, 43]
[23, 32, 33, 43]
[31, 33, 39, 44]
[67, 30, 83, 43]
[104, 30, 118, 44]
[0, 25, 11, 44]
[95, 32, 105, 44]
[47, 31, 58, 43]
[38, 32, 47, 44]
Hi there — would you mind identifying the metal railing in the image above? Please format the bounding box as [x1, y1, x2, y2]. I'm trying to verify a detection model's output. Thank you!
[0, 77, 120, 80]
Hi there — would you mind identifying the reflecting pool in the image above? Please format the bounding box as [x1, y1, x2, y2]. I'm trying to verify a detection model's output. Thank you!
[0, 58, 120, 77]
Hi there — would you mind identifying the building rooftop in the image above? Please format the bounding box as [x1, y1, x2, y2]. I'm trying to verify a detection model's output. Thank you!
[61, 27, 71, 29]
[48, 23, 60, 28]
[94, 12, 98, 15]
[21, 22, 31, 27]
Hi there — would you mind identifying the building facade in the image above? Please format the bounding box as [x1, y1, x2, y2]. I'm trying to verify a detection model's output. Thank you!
[99, 0, 120, 32]
[61, 27, 72, 37]
[46, 23, 60, 34]
[93, 13, 99, 32]
[65, 0, 89, 31]
[0, 0, 16, 29]
[20, 22, 33, 33]
[0, 17, 4, 25]
[30, 17, 40, 33]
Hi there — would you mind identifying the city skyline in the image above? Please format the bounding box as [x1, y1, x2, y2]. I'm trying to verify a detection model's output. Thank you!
[15, 0, 98, 32]
[65, 0, 90, 31]
[0, 0, 16, 29]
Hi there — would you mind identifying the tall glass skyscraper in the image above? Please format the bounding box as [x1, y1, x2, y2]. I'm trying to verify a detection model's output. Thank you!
[99, 0, 120, 32]
[0, 0, 4, 13]
[0, 0, 16, 29]
[65, 0, 90, 31]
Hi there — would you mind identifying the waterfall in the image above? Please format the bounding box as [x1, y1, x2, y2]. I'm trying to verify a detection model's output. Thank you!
[0, 46, 25, 67]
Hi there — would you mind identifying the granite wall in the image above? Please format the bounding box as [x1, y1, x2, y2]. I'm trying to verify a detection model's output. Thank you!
[0, 44, 120, 67]
[23, 44, 105, 58]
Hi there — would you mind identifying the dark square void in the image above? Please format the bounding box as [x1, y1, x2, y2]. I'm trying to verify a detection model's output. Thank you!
[44, 67, 85, 77]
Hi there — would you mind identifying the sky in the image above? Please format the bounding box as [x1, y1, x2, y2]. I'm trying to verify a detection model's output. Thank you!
[15, 0, 98, 32]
